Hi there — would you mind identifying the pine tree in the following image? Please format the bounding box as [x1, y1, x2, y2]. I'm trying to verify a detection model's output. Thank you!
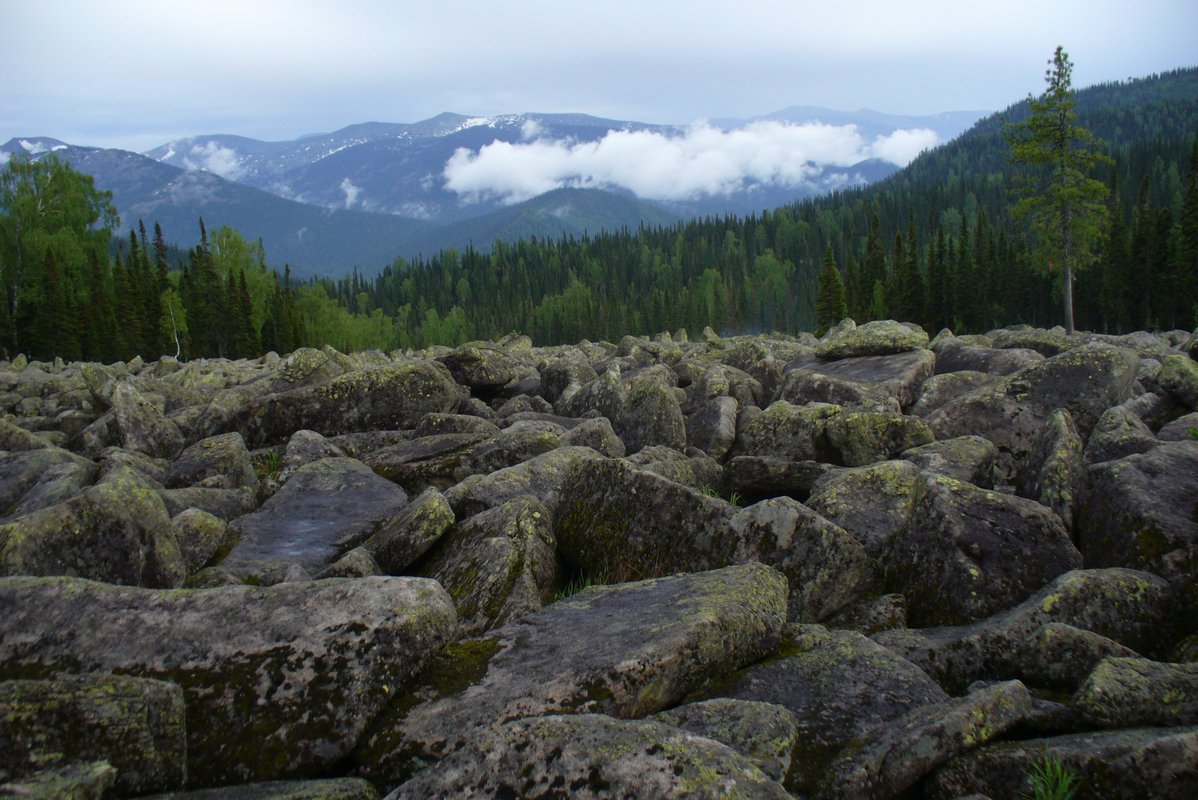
[815, 245, 848, 331]
[1005, 46, 1111, 334]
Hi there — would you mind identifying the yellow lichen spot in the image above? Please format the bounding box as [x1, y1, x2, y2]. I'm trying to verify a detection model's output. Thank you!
[1041, 593, 1060, 613]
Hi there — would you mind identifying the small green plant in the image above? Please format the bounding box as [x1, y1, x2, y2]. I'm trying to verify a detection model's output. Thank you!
[1189, 426, 1198, 441]
[554, 572, 598, 602]
[1022, 755, 1079, 800]
[698, 485, 720, 498]
[255, 450, 284, 479]
[727, 490, 742, 506]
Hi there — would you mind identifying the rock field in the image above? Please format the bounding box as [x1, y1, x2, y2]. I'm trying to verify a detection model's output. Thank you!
[1, 318, 1197, 798]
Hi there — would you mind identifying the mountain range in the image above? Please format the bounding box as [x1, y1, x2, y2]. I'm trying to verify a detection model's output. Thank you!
[2, 107, 986, 278]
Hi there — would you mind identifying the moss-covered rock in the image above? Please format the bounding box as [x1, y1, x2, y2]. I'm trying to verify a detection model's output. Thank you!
[1017, 622, 1140, 691]
[925, 726, 1198, 800]
[686, 395, 739, 460]
[110, 381, 184, 459]
[234, 362, 464, 447]
[0, 464, 184, 588]
[389, 713, 789, 799]
[363, 428, 561, 494]
[783, 348, 936, 411]
[731, 400, 841, 462]
[1083, 404, 1159, 464]
[164, 431, 259, 492]
[909, 370, 996, 417]
[0, 674, 185, 795]
[926, 342, 1140, 481]
[1077, 441, 1198, 582]
[137, 777, 380, 799]
[417, 495, 558, 635]
[442, 445, 604, 519]
[170, 507, 234, 574]
[807, 460, 920, 559]
[0, 574, 458, 788]
[823, 410, 934, 467]
[1158, 353, 1198, 411]
[436, 343, 517, 391]
[615, 376, 686, 453]
[814, 320, 930, 360]
[559, 415, 626, 457]
[0, 446, 96, 518]
[360, 487, 454, 574]
[874, 568, 1171, 693]
[933, 337, 1044, 376]
[723, 455, 833, 504]
[1073, 656, 1198, 727]
[653, 699, 800, 783]
[0, 760, 117, 799]
[901, 435, 997, 488]
[710, 624, 949, 794]
[1016, 408, 1086, 531]
[818, 680, 1032, 800]
[356, 563, 788, 786]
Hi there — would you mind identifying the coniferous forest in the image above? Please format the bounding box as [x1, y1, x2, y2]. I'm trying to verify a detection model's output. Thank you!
[1, 67, 1196, 362]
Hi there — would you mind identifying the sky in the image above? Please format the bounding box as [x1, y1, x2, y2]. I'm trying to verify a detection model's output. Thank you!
[2, 0, 1195, 203]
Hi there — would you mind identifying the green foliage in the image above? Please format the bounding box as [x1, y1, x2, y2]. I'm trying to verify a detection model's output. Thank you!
[1189, 427, 1198, 441]
[1005, 47, 1112, 334]
[1022, 755, 1079, 800]
[254, 450, 284, 479]
[815, 245, 848, 331]
[554, 573, 595, 602]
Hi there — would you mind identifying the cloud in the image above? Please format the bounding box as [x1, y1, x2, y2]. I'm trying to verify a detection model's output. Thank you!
[340, 177, 361, 208]
[443, 121, 938, 204]
[182, 141, 245, 180]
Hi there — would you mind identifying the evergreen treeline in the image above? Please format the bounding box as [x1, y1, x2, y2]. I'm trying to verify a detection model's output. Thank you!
[1, 68, 1195, 362]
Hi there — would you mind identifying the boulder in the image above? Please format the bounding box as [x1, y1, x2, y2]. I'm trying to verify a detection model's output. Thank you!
[732, 400, 840, 462]
[817, 680, 1032, 800]
[436, 343, 516, 393]
[1158, 353, 1198, 410]
[886, 474, 1082, 626]
[926, 726, 1198, 800]
[0, 760, 117, 799]
[652, 699, 800, 784]
[387, 713, 789, 799]
[138, 778, 381, 799]
[1073, 656, 1198, 727]
[171, 508, 234, 574]
[559, 415, 625, 456]
[221, 457, 409, 582]
[901, 435, 997, 488]
[0, 575, 457, 787]
[163, 431, 259, 492]
[1083, 404, 1159, 464]
[1077, 442, 1198, 582]
[1017, 622, 1140, 691]
[823, 410, 934, 467]
[442, 446, 604, 519]
[0, 447, 96, 519]
[776, 369, 900, 413]
[874, 568, 1171, 693]
[624, 445, 724, 491]
[0, 674, 185, 795]
[159, 487, 259, 522]
[909, 370, 995, 417]
[615, 377, 686, 453]
[234, 362, 464, 447]
[723, 455, 832, 504]
[806, 460, 920, 559]
[989, 326, 1078, 356]
[783, 348, 936, 410]
[712, 624, 949, 794]
[932, 337, 1044, 375]
[686, 395, 739, 460]
[110, 381, 184, 459]
[416, 496, 559, 635]
[814, 320, 930, 360]
[926, 342, 1140, 481]
[1159, 411, 1198, 441]
[356, 563, 788, 785]
[360, 487, 455, 574]
[1016, 408, 1086, 531]
[363, 429, 560, 494]
[0, 465, 184, 588]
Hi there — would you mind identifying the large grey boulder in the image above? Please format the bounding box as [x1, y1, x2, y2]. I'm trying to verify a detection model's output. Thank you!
[932, 337, 1044, 375]
[356, 563, 788, 786]
[926, 726, 1198, 800]
[233, 362, 464, 447]
[732, 400, 840, 462]
[823, 410, 934, 467]
[163, 431, 259, 492]
[653, 699, 800, 784]
[885, 473, 1082, 626]
[436, 343, 517, 392]
[724, 455, 833, 504]
[806, 460, 920, 559]
[0, 575, 457, 788]
[909, 370, 996, 417]
[1073, 656, 1198, 728]
[363, 428, 560, 494]
[1077, 442, 1198, 582]
[0, 674, 186, 795]
[615, 377, 686, 453]
[814, 320, 929, 360]
[441, 445, 604, 519]
[926, 342, 1140, 481]
[221, 457, 408, 582]
[1083, 404, 1159, 464]
[901, 435, 997, 488]
[387, 713, 789, 799]
[713, 624, 949, 794]
[781, 348, 936, 410]
[1016, 408, 1086, 531]
[0, 446, 96, 519]
[874, 568, 1171, 693]
[358, 487, 454, 574]
[0, 465, 184, 588]
[416, 496, 559, 635]
[138, 778, 381, 799]
[110, 381, 185, 459]
[686, 395, 739, 460]
[1158, 353, 1198, 410]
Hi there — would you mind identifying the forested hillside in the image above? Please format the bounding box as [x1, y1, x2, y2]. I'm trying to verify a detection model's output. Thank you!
[1, 67, 1195, 360]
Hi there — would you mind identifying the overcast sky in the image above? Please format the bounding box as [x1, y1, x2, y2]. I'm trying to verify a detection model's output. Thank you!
[3, 0, 1196, 154]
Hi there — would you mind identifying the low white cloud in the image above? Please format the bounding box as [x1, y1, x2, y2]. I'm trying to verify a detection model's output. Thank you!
[870, 128, 939, 166]
[182, 140, 245, 180]
[443, 121, 938, 204]
[340, 177, 361, 208]
[0, 151, 9, 166]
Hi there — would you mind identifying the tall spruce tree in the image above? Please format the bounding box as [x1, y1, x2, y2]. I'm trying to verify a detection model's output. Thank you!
[815, 245, 848, 330]
[1005, 46, 1111, 334]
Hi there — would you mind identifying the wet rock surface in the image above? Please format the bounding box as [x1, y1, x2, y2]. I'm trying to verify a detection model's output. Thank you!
[0, 322, 1194, 798]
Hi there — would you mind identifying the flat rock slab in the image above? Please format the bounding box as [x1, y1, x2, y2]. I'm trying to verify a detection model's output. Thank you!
[0, 575, 457, 788]
[387, 713, 789, 799]
[138, 778, 380, 799]
[356, 562, 788, 785]
[222, 457, 408, 580]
